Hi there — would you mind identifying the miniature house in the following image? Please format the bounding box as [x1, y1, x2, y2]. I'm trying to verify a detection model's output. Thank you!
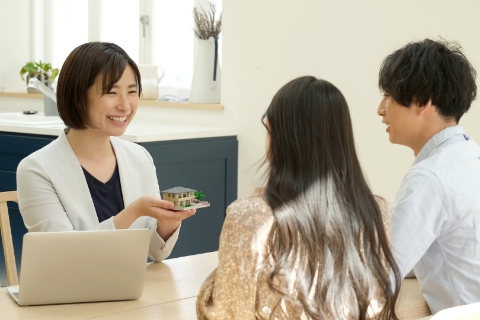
[162, 187, 197, 207]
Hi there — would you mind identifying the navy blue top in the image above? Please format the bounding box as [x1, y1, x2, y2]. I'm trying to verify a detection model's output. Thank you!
[82, 163, 125, 223]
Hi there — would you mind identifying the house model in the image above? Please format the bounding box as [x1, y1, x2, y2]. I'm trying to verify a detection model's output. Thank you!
[161, 187, 210, 210]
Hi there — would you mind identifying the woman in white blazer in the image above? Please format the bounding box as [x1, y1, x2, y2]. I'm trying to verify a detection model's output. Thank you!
[16, 42, 195, 262]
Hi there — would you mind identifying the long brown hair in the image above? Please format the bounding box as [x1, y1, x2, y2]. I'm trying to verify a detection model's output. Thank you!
[261, 76, 400, 319]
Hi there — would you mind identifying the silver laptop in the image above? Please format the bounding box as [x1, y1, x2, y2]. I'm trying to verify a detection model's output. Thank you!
[6, 229, 150, 306]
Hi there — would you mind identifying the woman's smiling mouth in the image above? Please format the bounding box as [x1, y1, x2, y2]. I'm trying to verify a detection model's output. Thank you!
[107, 116, 127, 123]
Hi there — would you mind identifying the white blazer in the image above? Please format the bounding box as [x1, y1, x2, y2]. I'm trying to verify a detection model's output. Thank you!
[16, 130, 180, 262]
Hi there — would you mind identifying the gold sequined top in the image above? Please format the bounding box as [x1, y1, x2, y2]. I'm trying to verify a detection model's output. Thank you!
[196, 194, 391, 319]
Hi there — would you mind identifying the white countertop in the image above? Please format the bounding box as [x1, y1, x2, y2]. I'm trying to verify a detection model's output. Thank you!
[0, 112, 236, 142]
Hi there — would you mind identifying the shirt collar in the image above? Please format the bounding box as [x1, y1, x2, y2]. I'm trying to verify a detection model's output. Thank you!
[413, 125, 466, 165]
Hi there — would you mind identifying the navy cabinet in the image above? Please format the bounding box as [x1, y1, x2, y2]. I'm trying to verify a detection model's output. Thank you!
[140, 136, 238, 258]
[0, 131, 237, 286]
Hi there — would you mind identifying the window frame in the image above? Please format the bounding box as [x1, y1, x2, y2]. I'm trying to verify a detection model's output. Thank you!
[30, 0, 213, 63]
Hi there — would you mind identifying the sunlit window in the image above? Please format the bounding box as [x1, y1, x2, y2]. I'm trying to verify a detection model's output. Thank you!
[36, 0, 222, 94]
[152, 0, 194, 78]
[50, 0, 88, 70]
[101, 0, 140, 62]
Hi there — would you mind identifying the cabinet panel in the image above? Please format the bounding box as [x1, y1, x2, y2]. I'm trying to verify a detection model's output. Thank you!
[156, 159, 226, 258]
[0, 170, 16, 191]
[141, 136, 238, 259]
[0, 133, 54, 155]
[0, 154, 29, 173]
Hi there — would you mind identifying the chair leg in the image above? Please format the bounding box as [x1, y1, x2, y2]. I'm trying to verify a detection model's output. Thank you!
[0, 202, 19, 286]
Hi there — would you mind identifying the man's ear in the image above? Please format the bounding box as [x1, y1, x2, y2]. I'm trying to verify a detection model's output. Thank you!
[415, 99, 433, 116]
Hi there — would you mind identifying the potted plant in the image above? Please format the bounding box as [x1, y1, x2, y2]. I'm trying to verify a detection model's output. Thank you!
[189, 1, 222, 103]
[20, 61, 59, 93]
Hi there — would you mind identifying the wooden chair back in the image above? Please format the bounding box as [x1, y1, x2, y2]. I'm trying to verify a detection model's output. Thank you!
[0, 191, 19, 286]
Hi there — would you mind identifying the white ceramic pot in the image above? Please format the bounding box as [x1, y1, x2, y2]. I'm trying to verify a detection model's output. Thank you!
[189, 37, 221, 104]
[27, 72, 51, 94]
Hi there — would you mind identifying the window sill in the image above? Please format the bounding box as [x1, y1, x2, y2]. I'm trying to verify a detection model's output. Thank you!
[0, 92, 224, 111]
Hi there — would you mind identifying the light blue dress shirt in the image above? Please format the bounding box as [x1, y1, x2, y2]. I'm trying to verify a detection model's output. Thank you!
[391, 125, 480, 314]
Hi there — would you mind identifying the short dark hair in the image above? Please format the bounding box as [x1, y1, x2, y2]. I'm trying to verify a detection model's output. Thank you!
[379, 39, 477, 122]
[57, 42, 142, 129]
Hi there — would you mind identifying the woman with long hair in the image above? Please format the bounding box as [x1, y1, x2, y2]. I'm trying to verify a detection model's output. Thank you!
[197, 76, 400, 319]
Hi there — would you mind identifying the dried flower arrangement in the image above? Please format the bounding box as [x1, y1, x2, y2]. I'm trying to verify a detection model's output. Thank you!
[193, 1, 222, 40]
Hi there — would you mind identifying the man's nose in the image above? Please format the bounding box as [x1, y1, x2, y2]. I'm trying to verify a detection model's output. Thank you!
[377, 98, 386, 117]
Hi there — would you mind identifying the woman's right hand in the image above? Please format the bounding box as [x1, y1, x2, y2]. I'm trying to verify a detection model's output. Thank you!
[129, 195, 196, 221]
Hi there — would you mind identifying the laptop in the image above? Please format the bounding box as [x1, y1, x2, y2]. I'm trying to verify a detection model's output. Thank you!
[6, 229, 151, 306]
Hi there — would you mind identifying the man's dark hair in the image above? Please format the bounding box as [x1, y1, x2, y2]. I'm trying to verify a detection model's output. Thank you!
[57, 42, 142, 129]
[379, 39, 477, 122]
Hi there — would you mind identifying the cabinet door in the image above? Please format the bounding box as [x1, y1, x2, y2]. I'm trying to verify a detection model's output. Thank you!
[0, 132, 55, 286]
[141, 136, 238, 258]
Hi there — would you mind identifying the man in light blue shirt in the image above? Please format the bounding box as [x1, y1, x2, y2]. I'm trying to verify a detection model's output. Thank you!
[377, 39, 480, 314]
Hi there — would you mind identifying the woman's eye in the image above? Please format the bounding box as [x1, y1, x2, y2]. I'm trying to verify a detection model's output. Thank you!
[107, 91, 116, 95]
[129, 90, 138, 94]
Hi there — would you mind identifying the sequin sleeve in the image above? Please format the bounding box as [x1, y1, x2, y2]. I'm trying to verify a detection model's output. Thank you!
[196, 197, 274, 319]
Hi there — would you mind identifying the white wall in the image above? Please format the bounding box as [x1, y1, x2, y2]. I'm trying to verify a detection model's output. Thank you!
[0, 0, 31, 92]
[222, 0, 480, 204]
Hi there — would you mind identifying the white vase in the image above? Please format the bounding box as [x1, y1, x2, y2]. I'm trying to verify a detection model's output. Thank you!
[189, 37, 221, 104]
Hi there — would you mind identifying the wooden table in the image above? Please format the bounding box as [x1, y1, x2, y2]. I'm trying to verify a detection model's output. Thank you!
[0, 251, 431, 319]
[0, 252, 218, 320]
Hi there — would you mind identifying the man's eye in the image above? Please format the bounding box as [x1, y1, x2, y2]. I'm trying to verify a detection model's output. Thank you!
[107, 92, 116, 95]
[129, 90, 138, 94]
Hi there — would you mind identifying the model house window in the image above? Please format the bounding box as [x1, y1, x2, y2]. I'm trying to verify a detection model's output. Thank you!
[186, 200, 190, 205]
[30, 0, 222, 92]
[180, 201, 183, 206]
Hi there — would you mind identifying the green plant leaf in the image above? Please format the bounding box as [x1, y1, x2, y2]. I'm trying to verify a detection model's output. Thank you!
[50, 68, 59, 81]
[194, 191, 206, 200]
[20, 67, 27, 81]
[20, 61, 57, 81]
[24, 64, 38, 73]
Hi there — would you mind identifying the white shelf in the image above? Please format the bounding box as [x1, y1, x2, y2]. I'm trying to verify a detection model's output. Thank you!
[0, 92, 224, 111]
